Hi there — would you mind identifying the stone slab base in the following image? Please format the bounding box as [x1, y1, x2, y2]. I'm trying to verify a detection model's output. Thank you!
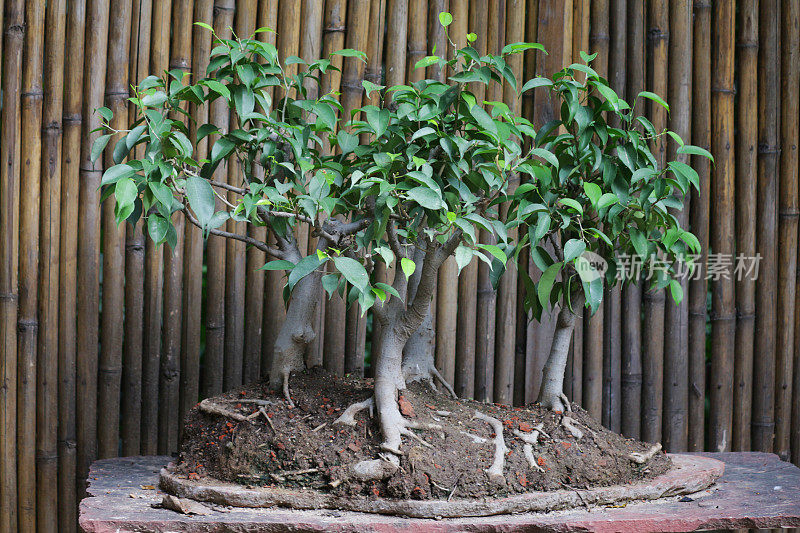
[80, 452, 800, 532]
[159, 454, 722, 518]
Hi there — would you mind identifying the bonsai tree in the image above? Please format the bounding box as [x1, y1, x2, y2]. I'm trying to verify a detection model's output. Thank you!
[509, 52, 713, 413]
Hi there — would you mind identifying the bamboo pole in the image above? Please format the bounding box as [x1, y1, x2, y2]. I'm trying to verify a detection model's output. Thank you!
[233, 0, 260, 389]
[98, 0, 132, 461]
[583, 0, 608, 420]
[57, 0, 85, 527]
[709, 0, 736, 453]
[17, 1, 46, 528]
[141, 0, 170, 455]
[297, 0, 326, 371]
[639, 0, 668, 444]
[732, 0, 757, 453]
[157, 0, 192, 455]
[76, 0, 110, 496]
[427, 0, 457, 387]
[0, 0, 24, 527]
[470, 0, 496, 403]
[775, 0, 799, 462]
[522, 0, 542, 405]
[202, 0, 233, 398]
[602, 0, 625, 433]
[121, 0, 152, 459]
[37, 0, 67, 528]
[222, 0, 250, 391]
[406, 0, 428, 82]
[180, 0, 213, 443]
[752, 0, 779, 454]
[320, 0, 346, 376]
[258, 0, 285, 380]
[687, 0, 710, 452]
[662, 0, 691, 453]
[384, 0, 408, 91]
[621, 0, 644, 440]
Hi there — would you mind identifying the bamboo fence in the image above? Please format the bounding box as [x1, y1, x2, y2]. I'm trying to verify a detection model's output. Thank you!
[0, 1, 798, 530]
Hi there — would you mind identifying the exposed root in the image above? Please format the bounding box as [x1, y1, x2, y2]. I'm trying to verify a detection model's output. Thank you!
[460, 431, 488, 444]
[431, 366, 458, 399]
[474, 410, 507, 481]
[198, 399, 252, 423]
[350, 457, 399, 481]
[537, 392, 567, 413]
[282, 373, 295, 408]
[513, 424, 546, 473]
[258, 407, 276, 433]
[334, 396, 375, 427]
[629, 443, 662, 464]
[521, 442, 544, 473]
[401, 427, 433, 448]
[561, 416, 584, 440]
[560, 393, 572, 412]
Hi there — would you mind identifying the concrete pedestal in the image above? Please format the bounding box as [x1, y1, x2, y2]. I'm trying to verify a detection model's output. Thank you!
[80, 452, 800, 532]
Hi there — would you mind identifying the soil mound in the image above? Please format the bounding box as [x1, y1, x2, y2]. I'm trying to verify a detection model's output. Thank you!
[176, 368, 669, 501]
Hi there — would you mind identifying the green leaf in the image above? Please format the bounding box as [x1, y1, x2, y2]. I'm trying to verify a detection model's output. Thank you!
[469, 105, 497, 136]
[400, 257, 416, 279]
[414, 55, 440, 70]
[288, 254, 326, 290]
[439, 11, 453, 27]
[519, 77, 552, 93]
[677, 144, 714, 163]
[598, 193, 618, 209]
[147, 214, 170, 244]
[538, 262, 562, 308]
[501, 42, 546, 55]
[260, 259, 295, 271]
[172, 131, 193, 157]
[563, 239, 586, 262]
[362, 79, 385, 98]
[194, 21, 214, 32]
[455, 245, 473, 273]
[184, 176, 215, 226]
[407, 186, 444, 210]
[477, 244, 507, 264]
[365, 106, 390, 138]
[583, 182, 602, 207]
[91, 134, 112, 163]
[375, 282, 400, 300]
[97, 106, 113, 122]
[530, 147, 559, 169]
[669, 279, 684, 304]
[332, 48, 367, 62]
[114, 177, 138, 207]
[637, 91, 669, 112]
[336, 131, 358, 154]
[332, 256, 369, 292]
[558, 198, 583, 214]
[149, 181, 174, 208]
[101, 163, 135, 186]
[210, 137, 236, 163]
[204, 79, 230, 100]
[630, 228, 649, 258]
[141, 91, 168, 107]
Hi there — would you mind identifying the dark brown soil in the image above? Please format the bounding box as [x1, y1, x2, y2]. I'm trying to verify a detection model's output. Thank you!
[176, 367, 670, 501]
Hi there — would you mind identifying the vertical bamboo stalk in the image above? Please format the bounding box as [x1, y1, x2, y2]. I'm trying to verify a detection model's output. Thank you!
[17, 1, 45, 528]
[0, 0, 24, 527]
[157, 0, 192, 455]
[238, 0, 262, 387]
[583, 0, 608, 420]
[37, 0, 67, 528]
[662, 0, 691, 453]
[121, 0, 152, 460]
[384, 0, 408, 92]
[406, 0, 428, 82]
[501, 0, 524, 406]
[621, 0, 644, 440]
[603, 0, 625, 434]
[639, 0, 667, 444]
[76, 0, 110, 494]
[202, 0, 233, 398]
[522, 0, 542, 405]
[775, 0, 799, 462]
[297, 0, 326, 371]
[222, 0, 249, 391]
[98, 0, 132, 461]
[709, 0, 736, 453]
[339, 0, 370, 376]
[57, 0, 85, 527]
[471, 0, 496, 403]
[320, 0, 347, 376]
[732, 0, 757, 453]
[752, 0, 779, 453]
[687, 0, 710, 452]
[180, 0, 214, 442]
[141, 0, 170, 455]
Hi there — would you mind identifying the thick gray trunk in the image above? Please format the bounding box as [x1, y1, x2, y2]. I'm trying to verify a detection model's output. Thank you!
[374, 324, 407, 457]
[537, 303, 577, 411]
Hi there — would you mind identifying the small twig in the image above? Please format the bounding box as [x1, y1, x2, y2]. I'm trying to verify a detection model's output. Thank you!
[259, 407, 276, 433]
[311, 422, 327, 433]
[448, 474, 463, 501]
[628, 443, 662, 464]
[198, 399, 251, 423]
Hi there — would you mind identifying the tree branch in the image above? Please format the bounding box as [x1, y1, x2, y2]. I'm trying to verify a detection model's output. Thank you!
[183, 208, 285, 260]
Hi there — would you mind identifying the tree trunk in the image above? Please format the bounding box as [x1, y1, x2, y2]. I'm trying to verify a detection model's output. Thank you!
[374, 322, 408, 459]
[537, 303, 578, 411]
